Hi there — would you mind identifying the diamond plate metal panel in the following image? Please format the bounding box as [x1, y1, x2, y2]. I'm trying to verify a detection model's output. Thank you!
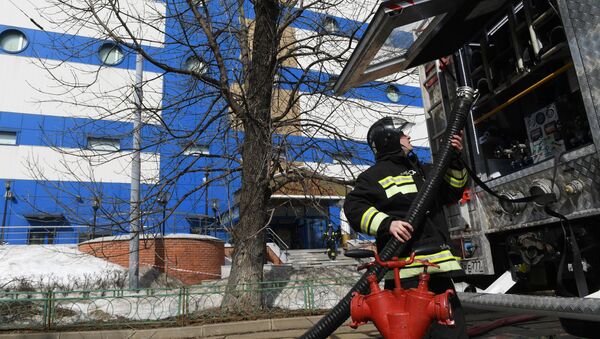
[560, 0, 600, 146]
[475, 153, 600, 232]
[480, 144, 596, 189]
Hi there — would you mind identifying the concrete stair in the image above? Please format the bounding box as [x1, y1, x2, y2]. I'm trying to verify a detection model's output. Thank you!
[285, 248, 359, 268]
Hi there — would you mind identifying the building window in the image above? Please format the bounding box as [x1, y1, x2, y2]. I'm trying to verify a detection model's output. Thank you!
[332, 152, 353, 164]
[0, 131, 17, 145]
[190, 217, 217, 235]
[322, 16, 340, 34]
[0, 29, 28, 54]
[98, 43, 124, 65]
[183, 143, 210, 156]
[87, 137, 120, 152]
[386, 85, 401, 103]
[28, 227, 56, 245]
[184, 56, 207, 75]
[193, 0, 210, 8]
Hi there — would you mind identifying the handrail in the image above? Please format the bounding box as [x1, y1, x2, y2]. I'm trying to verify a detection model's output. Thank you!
[266, 227, 289, 255]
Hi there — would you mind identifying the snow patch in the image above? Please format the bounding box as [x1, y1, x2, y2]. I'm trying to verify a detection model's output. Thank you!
[0, 245, 126, 290]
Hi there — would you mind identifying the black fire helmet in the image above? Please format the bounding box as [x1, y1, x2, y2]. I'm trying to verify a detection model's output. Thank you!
[367, 116, 413, 156]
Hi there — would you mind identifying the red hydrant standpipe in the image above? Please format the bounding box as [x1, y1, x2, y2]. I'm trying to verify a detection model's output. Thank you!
[350, 254, 455, 339]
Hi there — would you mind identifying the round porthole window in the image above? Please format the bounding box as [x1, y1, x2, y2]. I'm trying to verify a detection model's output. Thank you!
[386, 85, 401, 103]
[98, 43, 124, 65]
[0, 29, 28, 54]
[323, 16, 340, 34]
[185, 56, 207, 74]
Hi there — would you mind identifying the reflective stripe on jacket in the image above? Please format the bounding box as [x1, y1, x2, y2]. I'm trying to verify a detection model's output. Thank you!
[383, 249, 462, 279]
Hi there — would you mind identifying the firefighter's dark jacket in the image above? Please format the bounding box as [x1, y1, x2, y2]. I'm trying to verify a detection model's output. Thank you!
[343, 150, 467, 260]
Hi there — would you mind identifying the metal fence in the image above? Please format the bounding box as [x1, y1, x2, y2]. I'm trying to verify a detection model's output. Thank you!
[0, 277, 357, 330]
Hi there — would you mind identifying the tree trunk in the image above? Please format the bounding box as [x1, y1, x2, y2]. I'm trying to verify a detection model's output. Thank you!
[223, 0, 280, 312]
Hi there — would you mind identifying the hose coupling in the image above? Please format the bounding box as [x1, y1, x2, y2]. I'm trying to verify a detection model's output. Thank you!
[455, 86, 477, 101]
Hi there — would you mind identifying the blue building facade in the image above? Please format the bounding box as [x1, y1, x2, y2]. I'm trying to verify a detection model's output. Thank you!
[0, 0, 427, 247]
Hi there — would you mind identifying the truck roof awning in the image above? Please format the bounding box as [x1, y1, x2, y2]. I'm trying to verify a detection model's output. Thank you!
[333, 0, 507, 94]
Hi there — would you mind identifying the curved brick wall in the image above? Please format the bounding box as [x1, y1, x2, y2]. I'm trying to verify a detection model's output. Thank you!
[78, 234, 224, 285]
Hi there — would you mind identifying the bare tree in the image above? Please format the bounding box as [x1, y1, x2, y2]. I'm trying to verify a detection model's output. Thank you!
[18, 0, 419, 309]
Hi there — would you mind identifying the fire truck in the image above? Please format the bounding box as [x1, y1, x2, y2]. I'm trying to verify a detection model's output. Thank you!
[333, 0, 599, 336]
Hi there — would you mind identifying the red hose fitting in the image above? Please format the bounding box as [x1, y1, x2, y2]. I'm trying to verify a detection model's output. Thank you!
[349, 255, 455, 339]
[430, 289, 455, 326]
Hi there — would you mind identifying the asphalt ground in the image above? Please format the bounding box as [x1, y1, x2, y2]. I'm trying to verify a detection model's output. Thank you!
[462, 308, 577, 338]
[0, 308, 578, 339]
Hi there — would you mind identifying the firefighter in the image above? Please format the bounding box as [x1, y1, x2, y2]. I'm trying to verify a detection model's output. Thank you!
[344, 116, 468, 339]
[322, 223, 342, 260]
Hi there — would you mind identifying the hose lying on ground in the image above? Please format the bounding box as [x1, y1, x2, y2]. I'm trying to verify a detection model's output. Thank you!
[301, 86, 477, 339]
[467, 314, 542, 337]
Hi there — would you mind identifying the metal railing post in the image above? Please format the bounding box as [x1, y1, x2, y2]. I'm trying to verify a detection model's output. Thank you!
[177, 287, 185, 325]
[185, 287, 190, 322]
[46, 291, 54, 330]
[303, 281, 309, 310]
[308, 280, 314, 310]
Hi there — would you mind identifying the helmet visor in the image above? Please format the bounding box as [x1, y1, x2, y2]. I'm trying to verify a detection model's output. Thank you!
[391, 117, 414, 135]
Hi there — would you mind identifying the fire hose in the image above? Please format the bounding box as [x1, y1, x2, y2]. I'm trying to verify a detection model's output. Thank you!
[301, 86, 477, 339]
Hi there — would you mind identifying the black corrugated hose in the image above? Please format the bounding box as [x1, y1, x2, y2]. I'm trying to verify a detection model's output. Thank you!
[300, 86, 477, 339]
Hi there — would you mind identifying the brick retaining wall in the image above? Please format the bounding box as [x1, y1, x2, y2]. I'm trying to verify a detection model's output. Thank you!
[79, 234, 224, 285]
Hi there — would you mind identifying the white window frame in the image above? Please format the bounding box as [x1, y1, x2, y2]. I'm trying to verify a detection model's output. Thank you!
[87, 137, 120, 152]
[0, 131, 17, 145]
[322, 16, 340, 34]
[386, 85, 401, 103]
[184, 56, 207, 75]
[0, 29, 28, 54]
[332, 151, 353, 164]
[183, 143, 210, 156]
[98, 43, 124, 66]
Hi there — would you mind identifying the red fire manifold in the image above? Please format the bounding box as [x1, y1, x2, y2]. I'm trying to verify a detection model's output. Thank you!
[350, 253, 455, 339]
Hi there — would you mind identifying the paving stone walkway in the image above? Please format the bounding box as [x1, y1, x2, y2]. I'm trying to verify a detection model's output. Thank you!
[0, 309, 579, 338]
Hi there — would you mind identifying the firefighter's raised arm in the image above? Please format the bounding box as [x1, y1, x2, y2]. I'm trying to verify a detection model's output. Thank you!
[439, 131, 468, 203]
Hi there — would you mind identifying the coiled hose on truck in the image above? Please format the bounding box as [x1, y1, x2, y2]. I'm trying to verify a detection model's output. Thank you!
[301, 86, 477, 339]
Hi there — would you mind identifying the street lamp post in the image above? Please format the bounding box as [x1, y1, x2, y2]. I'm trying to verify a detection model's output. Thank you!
[1, 181, 13, 243]
[156, 191, 170, 283]
[158, 192, 169, 236]
[91, 197, 100, 238]
[204, 170, 209, 217]
[211, 199, 219, 238]
[129, 52, 144, 290]
[203, 170, 210, 236]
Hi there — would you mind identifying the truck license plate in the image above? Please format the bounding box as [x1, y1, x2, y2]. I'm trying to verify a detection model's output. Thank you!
[464, 259, 485, 274]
